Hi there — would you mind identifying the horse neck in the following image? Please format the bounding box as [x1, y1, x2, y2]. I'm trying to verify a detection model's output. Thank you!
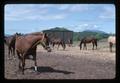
[27, 35, 48, 50]
[29, 35, 44, 47]
[33, 36, 47, 50]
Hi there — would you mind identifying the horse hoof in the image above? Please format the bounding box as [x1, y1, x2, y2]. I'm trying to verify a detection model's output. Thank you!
[8, 58, 11, 60]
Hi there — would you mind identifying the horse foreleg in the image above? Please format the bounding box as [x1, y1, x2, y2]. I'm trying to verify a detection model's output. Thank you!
[80, 44, 82, 50]
[16, 51, 22, 72]
[33, 52, 37, 71]
[52, 43, 55, 49]
[92, 43, 94, 50]
[21, 55, 25, 74]
[84, 43, 87, 50]
[57, 44, 60, 50]
[63, 44, 66, 50]
[62, 43, 66, 50]
[85, 44, 87, 50]
[18, 58, 22, 72]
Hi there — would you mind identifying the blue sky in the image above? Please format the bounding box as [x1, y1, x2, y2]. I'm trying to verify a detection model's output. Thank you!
[5, 4, 115, 35]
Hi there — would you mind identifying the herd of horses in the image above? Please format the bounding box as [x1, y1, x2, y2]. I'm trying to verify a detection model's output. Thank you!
[4, 32, 116, 74]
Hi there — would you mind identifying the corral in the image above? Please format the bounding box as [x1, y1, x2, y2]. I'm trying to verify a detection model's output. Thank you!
[4, 39, 115, 79]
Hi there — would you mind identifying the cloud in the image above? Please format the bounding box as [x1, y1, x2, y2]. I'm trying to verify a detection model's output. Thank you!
[5, 4, 89, 21]
[5, 4, 67, 21]
[39, 4, 54, 8]
[99, 6, 115, 19]
[58, 4, 89, 13]
[25, 14, 67, 20]
[74, 24, 100, 32]
[58, 5, 70, 10]
[69, 5, 89, 12]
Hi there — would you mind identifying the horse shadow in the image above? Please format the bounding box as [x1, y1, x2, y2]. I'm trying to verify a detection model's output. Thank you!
[25, 66, 74, 74]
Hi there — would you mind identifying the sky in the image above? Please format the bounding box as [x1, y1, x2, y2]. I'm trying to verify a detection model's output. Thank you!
[5, 4, 115, 35]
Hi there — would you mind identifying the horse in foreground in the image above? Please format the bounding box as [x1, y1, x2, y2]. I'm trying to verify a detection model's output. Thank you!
[108, 36, 116, 52]
[79, 37, 97, 50]
[15, 32, 51, 74]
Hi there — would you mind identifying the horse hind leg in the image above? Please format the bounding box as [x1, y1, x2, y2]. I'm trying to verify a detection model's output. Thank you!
[109, 42, 113, 52]
[64, 44, 66, 50]
[11, 47, 15, 59]
[12, 47, 15, 59]
[8, 47, 11, 59]
[95, 41, 97, 50]
[62, 43, 66, 50]
[8, 47, 12, 59]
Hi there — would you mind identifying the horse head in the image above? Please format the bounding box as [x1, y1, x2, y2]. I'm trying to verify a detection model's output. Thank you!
[41, 33, 52, 52]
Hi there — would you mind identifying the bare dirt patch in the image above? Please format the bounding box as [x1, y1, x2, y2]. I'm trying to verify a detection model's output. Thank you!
[4, 41, 116, 79]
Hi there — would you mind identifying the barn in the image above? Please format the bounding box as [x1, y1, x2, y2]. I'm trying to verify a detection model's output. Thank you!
[43, 27, 73, 44]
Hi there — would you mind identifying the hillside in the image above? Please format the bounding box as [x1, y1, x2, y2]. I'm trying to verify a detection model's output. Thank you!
[5, 27, 112, 41]
[43, 27, 110, 41]
[79, 30, 109, 40]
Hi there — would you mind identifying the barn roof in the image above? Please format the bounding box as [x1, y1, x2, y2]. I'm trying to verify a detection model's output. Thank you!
[43, 27, 73, 32]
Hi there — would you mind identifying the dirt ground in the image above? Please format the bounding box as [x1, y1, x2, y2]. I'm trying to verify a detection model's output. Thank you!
[4, 41, 116, 79]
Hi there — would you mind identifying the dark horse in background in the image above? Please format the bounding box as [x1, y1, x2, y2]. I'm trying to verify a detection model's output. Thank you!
[49, 38, 66, 50]
[4, 33, 22, 59]
[15, 32, 51, 74]
[79, 37, 97, 50]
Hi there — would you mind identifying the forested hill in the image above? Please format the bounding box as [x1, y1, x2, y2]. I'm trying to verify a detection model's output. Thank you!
[43, 27, 110, 41]
[73, 30, 110, 41]
[5, 27, 114, 41]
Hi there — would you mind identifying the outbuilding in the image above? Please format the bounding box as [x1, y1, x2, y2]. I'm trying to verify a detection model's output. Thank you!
[43, 27, 73, 44]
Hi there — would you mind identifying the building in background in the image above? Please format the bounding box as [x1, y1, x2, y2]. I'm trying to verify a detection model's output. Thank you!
[43, 27, 73, 44]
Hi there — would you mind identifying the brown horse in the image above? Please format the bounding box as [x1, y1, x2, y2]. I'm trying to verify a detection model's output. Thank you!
[4, 33, 22, 59]
[79, 37, 97, 50]
[15, 32, 51, 74]
[50, 38, 66, 50]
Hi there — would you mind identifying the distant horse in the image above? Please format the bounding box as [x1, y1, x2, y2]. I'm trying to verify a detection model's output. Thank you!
[50, 38, 66, 50]
[15, 32, 51, 74]
[4, 33, 22, 59]
[108, 36, 116, 52]
[79, 37, 97, 50]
